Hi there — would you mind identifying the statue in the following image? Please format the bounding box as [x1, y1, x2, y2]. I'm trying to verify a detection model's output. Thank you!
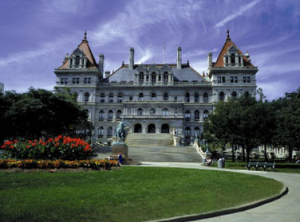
[115, 119, 127, 143]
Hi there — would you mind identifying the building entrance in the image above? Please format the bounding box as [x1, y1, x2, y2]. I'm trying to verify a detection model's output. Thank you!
[134, 124, 142, 133]
[161, 124, 169, 133]
[148, 124, 156, 133]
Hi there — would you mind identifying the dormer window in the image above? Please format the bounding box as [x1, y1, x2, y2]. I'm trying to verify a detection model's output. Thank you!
[231, 54, 235, 65]
[75, 56, 80, 67]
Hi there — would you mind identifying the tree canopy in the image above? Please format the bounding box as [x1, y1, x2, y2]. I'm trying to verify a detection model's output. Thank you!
[0, 88, 93, 142]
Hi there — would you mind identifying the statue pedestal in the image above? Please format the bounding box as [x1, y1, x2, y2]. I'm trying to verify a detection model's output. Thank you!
[112, 142, 128, 158]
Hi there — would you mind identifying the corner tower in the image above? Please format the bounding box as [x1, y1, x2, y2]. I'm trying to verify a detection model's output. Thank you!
[208, 30, 258, 103]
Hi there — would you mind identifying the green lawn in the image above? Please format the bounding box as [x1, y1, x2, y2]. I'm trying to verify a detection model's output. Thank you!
[0, 167, 283, 222]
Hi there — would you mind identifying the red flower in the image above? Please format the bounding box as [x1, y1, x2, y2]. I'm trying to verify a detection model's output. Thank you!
[10, 145, 15, 149]
[26, 145, 30, 148]
[32, 143, 37, 147]
[28, 140, 32, 144]
[48, 138, 53, 143]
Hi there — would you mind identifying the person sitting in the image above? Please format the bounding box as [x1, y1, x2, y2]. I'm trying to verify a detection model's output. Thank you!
[205, 158, 213, 166]
[295, 156, 300, 164]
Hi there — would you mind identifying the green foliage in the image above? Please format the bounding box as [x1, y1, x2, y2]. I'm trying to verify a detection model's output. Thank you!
[0, 88, 93, 142]
[0, 167, 283, 222]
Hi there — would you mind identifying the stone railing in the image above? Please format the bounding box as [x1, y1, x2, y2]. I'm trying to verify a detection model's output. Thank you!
[194, 141, 206, 159]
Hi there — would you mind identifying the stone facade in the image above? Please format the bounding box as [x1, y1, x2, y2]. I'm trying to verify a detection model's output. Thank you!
[54, 31, 258, 144]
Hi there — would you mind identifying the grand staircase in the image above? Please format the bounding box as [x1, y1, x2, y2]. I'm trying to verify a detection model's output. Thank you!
[125, 133, 173, 147]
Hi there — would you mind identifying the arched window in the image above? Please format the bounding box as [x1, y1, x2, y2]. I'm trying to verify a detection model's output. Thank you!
[109, 93, 113, 103]
[219, 92, 225, 101]
[194, 110, 200, 121]
[107, 126, 113, 137]
[134, 124, 142, 133]
[162, 108, 169, 116]
[231, 53, 235, 65]
[99, 110, 105, 121]
[185, 127, 191, 138]
[148, 124, 156, 133]
[117, 93, 122, 103]
[108, 110, 113, 121]
[244, 91, 249, 98]
[150, 108, 155, 116]
[139, 72, 144, 83]
[100, 93, 105, 103]
[163, 93, 169, 101]
[151, 93, 156, 101]
[185, 110, 191, 121]
[161, 124, 169, 133]
[138, 93, 144, 101]
[195, 93, 199, 102]
[84, 92, 90, 102]
[98, 127, 104, 138]
[137, 108, 143, 116]
[232, 91, 237, 100]
[151, 73, 156, 84]
[116, 110, 122, 120]
[203, 93, 208, 103]
[185, 93, 190, 102]
[203, 110, 209, 120]
[75, 56, 80, 67]
[164, 72, 168, 84]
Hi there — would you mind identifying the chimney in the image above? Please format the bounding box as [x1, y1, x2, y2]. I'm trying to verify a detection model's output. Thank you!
[208, 53, 212, 68]
[129, 47, 134, 69]
[99, 54, 104, 77]
[105, 71, 110, 78]
[177, 47, 182, 69]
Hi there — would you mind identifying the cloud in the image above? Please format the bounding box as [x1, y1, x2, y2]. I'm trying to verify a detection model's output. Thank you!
[215, 0, 261, 28]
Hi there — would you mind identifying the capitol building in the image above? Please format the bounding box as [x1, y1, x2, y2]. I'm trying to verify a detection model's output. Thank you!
[54, 31, 258, 145]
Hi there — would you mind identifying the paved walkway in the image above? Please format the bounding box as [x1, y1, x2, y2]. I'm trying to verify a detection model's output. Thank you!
[139, 162, 300, 222]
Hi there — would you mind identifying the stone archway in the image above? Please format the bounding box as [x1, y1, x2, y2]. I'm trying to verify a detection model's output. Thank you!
[161, 124, 169, 133]
[134, 123, 142, 133]
[148, 124, 156, 133]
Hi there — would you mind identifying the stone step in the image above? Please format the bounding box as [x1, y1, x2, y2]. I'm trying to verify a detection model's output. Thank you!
[125, 133, 173, 146]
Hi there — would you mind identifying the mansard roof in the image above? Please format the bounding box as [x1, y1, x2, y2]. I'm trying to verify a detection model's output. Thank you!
[213, 31, 254, 68]
[57, 32, 98, 70]
[107, 63, 207, 82]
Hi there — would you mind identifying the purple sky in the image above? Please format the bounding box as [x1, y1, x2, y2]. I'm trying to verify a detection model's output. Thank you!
[1, 0, 300, 100]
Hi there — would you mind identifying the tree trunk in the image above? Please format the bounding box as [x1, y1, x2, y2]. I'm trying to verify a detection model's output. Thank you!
[288, 145, 293, 162]
[264, 144, 268, 161]
[242, 146, 245, 162]
[246, 148, 250, 163]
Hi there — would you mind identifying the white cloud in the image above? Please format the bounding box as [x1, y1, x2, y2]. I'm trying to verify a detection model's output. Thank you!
[215, 0, 261, 28]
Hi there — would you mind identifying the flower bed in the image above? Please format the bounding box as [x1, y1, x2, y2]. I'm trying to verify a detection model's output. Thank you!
[0, 159, 119, 170]
[1, 136, 93, 160]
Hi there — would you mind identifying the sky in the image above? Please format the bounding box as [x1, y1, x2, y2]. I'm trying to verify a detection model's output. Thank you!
[0, 0, 300, 100]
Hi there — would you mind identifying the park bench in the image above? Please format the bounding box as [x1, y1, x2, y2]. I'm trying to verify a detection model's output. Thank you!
[247, 162, 276, 171]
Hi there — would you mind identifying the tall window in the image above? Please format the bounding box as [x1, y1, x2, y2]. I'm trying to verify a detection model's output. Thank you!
[232, 91, 237, 100]
[185, 127, 191, 137]
[100, 93, 105, 103]
[98, 127, 104, 138]
[109, 93, 113, 103]
[150, 108, 155, 116]
[99, 110, 105, 121]
[84, 92, 89, 102]
[116, 110, 122, 120]
[185, 110, 191, 121]
[138, 93, 144, 101]
[164, 72, 168, 84]
[117, 93, 122, 103]
[231, 53, 235, 65]
[151, 93, 156, 101]
[203, 93, 208, 103]
[203, 110, 209, 120]
[75, 56, 80, 67]
[137, 108, 143, 116]
[234, 76, 238, 83]
[107, 127, 113, 138]
[195, 93, 199, 102]
[194, 110, 200, 121]
[185, 93, 190, 102]
[152, 73, 156, 84]
[108, 110, 113, 121]
[162, 108, 169, 116]
[219, 92, 225, 101]
[139, 73, 144, 83]
[163, 93, 169, 101]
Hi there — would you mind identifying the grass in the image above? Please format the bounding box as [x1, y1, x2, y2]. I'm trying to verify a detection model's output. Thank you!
[0, 167, 283, 222]
[211, 160, 300, 173]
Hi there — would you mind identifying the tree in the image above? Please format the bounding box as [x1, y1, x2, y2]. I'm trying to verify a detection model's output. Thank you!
[0, 88, 93, 141]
